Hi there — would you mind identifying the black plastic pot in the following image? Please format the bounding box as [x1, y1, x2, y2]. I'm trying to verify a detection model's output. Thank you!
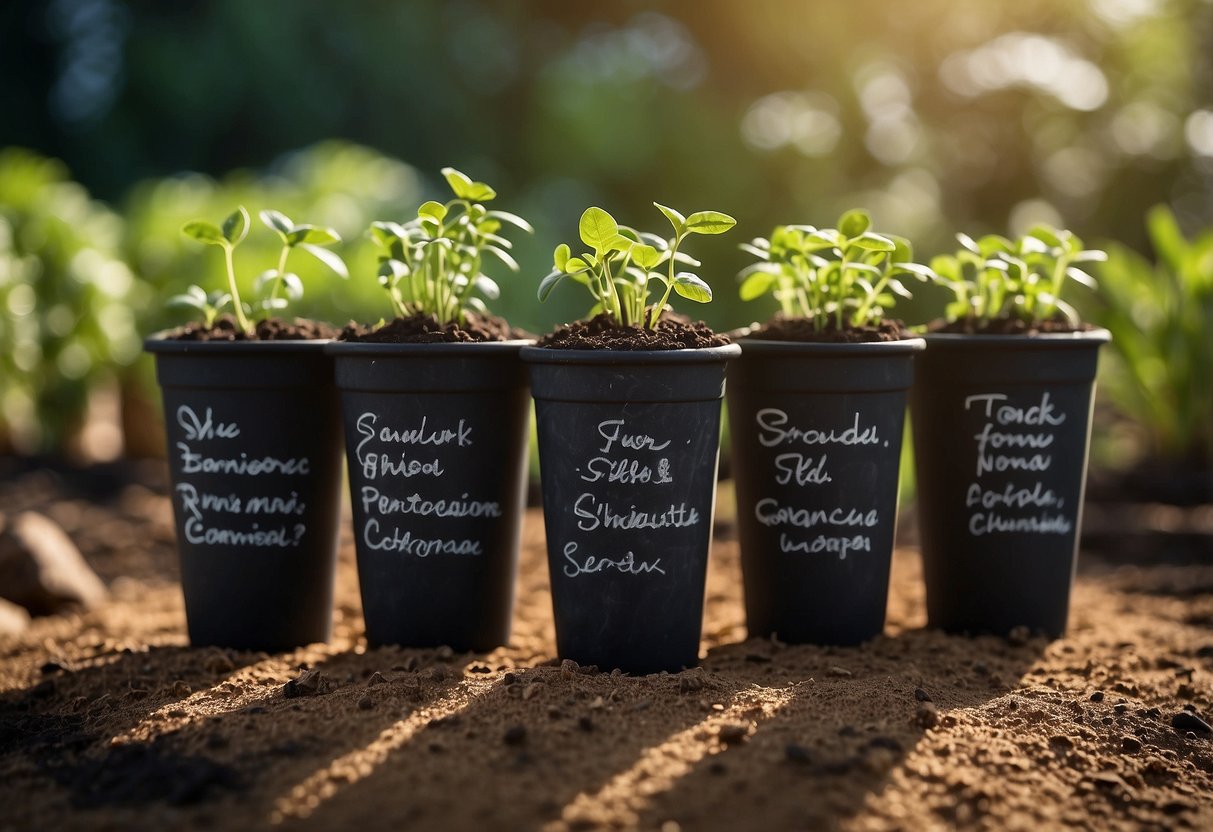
[145, 338, 344, 651]
[327, 341, 531, 651]
[727, 338, 923, 645]
[910, 330, 1110, 637]
[522, 344, 740, 675]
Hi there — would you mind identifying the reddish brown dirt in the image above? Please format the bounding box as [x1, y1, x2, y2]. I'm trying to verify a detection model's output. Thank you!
[537, 311, 729, 351]
[748, 315, 910, 343]
[1, 470, 1212, 831]
[340, 311, 527, 344]
[163, 315, 339, 342]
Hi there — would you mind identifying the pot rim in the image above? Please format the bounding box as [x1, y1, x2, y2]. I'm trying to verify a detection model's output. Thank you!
[920, 327, 1111, 348]
[520, 342, 741, 365]
[144, 334, 334, 354]
[325, 338, 533, 356]
[736, 336, 925, 355]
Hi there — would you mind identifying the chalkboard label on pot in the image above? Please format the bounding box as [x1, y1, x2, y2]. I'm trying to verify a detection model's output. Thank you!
[523, 344, 739, 675]
[329, 341, 531, 652]
[911, 331, 1110, 637]
[728, 338, 922, 645]
[146, 339, 344, 652]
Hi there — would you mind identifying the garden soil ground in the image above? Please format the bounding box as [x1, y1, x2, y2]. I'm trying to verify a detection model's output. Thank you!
[2, 465, 1212, 831]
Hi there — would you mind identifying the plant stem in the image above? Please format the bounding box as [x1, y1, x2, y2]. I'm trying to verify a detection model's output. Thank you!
[267, 244, 290, 318]
[649, 234, 684, 329]
[224, 243, 253, 335]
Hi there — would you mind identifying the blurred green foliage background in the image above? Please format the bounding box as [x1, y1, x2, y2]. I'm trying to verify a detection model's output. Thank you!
[0, 0, 1210, 482]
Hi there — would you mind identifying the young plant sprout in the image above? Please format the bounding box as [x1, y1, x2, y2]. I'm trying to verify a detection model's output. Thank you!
[255, 210, 347, 318]
[737, 209, 932, 331]
[179, 206, 347, 335]
[368, 167, 533, 325]
[929, 225, 1106, 325]
[167, 285, 232, 330]
[539, 203, 736, 328]
[182, 206, 252, 334]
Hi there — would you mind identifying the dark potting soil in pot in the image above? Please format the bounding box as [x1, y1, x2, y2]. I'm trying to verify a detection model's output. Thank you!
[928, 316, 1096, 336]
[162, 315, 339, 341]
[537, 311, 730, 351]
[748, 314, 911, 343]
[340, 311, 530, 343]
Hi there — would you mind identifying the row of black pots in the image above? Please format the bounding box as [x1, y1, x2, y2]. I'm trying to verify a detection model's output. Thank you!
[146, 328, 1107, 671]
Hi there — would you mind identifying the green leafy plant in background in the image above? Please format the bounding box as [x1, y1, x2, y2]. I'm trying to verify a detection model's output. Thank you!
[929, 226, 1106, 325]
[1086, 206, 1213, 472]
[178, 206, 347, 334]
[539, 202, 735, 327]
[737, 208, 932, 329]
[368, 167, 532, 324]
[0, 148, 145, 455]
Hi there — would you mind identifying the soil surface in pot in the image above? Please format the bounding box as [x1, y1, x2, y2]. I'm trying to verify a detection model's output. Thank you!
[340, 311, 529, 344]
[162, 315, 338, 341]
[538, 310, 729, 350]
[928, 316, 1096, 336]
[748, 314, 911, 343]
[3, 464, 1213, 830]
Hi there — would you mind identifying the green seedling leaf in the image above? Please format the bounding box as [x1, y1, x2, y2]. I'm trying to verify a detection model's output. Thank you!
[848, 232, 897, 253]
[260, 209, 293, 236]
[579, 207, 619, 250]
[685, 210, 737, 235]
[554, 243, 571, 271]
[167, 293, 206, 310]
[653, 202, 686, 235]
[565, 256, 590, 273]
[222, 207, 249, 246]
[441, 167, 476, 199]
[282, 273, 303, 300]
[474, 274, 500, 300]
[288, 225, 341, 247]
[483, 245, 520, 271]
[486, 210, 534, 233]
[632, 243, 661, 270]
[379, 258, 409, 281]
[181, 220, 225, 246]
[418, 201, 448, 222]
[538, 269, 566, 301]
[1065, 266, 1098, 289]
[254, 269, 278, 293]
[976, 234, 1014, 257]
[299, 243, 349, 278]
[604, 233, 636, 253]
[739, 267, 777, 301]
[838, 209, 871, 238]
[957, 232, 981, 255]
[893, 262, 936, 280]
[673, 272, 712, 302]
[1028, 224, 1063, 248]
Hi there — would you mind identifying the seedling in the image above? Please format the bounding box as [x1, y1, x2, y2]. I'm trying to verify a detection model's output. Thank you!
[182, 207, 252, 334]
[929, 225, 1105, 325]
[539, 203, 736, 328]
[737, 209, 931, 331]
[255, 210, 347, 317]
[369, 167, 532, 324]
[179, 206, 347, 334]
[167, 285, 232, 329]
